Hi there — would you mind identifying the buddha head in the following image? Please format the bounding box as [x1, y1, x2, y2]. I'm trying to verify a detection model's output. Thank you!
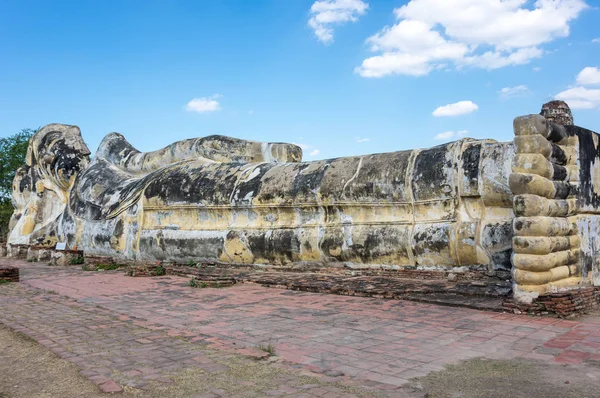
[8, 124, 91, 245]
[25, 124, 91, 192]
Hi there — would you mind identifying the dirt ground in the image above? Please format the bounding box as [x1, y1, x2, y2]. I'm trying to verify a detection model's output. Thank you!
[0, 325, 109, 398]
[407, 357, 600, 398]
[0, 325, 383, 398]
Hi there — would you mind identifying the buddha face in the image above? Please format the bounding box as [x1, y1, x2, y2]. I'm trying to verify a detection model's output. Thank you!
[26, 124, 91, 191]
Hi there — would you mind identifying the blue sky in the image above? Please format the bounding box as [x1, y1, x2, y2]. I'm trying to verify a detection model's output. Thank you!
[1, 0, 599, 160]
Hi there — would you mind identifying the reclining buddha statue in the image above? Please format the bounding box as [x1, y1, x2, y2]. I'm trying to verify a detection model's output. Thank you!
[8, 101, 600, 301]
[9, 123, 516, 270]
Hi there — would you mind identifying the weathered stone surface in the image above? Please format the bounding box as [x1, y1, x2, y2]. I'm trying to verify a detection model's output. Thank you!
[48, 250, 84, 266]
[7, 244, 28, 259]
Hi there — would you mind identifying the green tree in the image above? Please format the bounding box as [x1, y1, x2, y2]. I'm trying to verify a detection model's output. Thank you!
[0, 129, 35, 240]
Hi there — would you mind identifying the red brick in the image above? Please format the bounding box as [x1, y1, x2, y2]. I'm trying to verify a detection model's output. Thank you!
[100, 379, 123, 393]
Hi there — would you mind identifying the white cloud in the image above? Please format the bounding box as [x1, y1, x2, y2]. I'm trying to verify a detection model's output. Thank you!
[308, 0, 368, 44]
[533, 67, 542, 72]
[576, 67, 600, 86]
[554, 66, 600, 109]
[434, 130, 468, 140]
[293, 142, 321, 157]
[498, 85, 530, 99]
[555, 86, 600, 109]
[460, 47, 544, 70]
[593, 38, 600, 43]
[355, 137, 370, 142]
[186, 95, 221, 113]
[356, 0, 587, 77]
[293, 142, 312, 150]
[432, 101, 478, 117]
[435, 131, 455, 140]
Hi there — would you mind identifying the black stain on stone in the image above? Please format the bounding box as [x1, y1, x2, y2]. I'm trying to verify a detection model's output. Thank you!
[553, 181, 571, 199]
[547, 123, 568, 143]
[461, 143, 481, 194]
[93, 233, 111, 247]
[17, 166, 31, 193]
[552, 164, 567, 181]
[356, 228, 408, 262]
[482, 222, 513, 271]
[247, 230, 300, 263]
[234, 165, 271, 205]
[550, 143, 567, 166]
[412, 144, 452, 201]
[568, 125, 600, 209]
[114, 219, 124, 237]
[292, 162, 331, 201]
[413, 226, 450, 259]
[318, 232, 345, 261]
[160, 236, 224, 259]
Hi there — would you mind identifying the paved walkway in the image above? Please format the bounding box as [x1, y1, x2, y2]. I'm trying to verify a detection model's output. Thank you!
[2, 259, 600, 395]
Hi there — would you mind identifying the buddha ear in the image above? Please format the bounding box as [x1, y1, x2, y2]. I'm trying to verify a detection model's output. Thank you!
[25, 141, 35, 166]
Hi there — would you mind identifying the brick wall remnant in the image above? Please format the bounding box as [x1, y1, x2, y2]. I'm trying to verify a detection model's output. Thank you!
[0, 265, 19, 282]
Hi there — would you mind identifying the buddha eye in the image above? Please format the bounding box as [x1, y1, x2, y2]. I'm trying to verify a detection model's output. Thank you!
[43, 153, 54, 164]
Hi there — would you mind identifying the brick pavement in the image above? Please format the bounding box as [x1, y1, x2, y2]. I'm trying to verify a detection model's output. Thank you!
[2, 259, 600, 394]
[0, 282, 390, 397]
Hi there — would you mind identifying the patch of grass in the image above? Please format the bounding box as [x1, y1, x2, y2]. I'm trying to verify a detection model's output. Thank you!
[69, 256, 85, 265]
[155, 265, 166, 276]
[257, 342, 276, 356]
[96, 263, 120, 271]
[0, 280, 11, 285]
[189, 278, 207, 288]
[82, 263, 123, 272]
[188, 260, 196, 266]
[47, 290, 58, 294]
